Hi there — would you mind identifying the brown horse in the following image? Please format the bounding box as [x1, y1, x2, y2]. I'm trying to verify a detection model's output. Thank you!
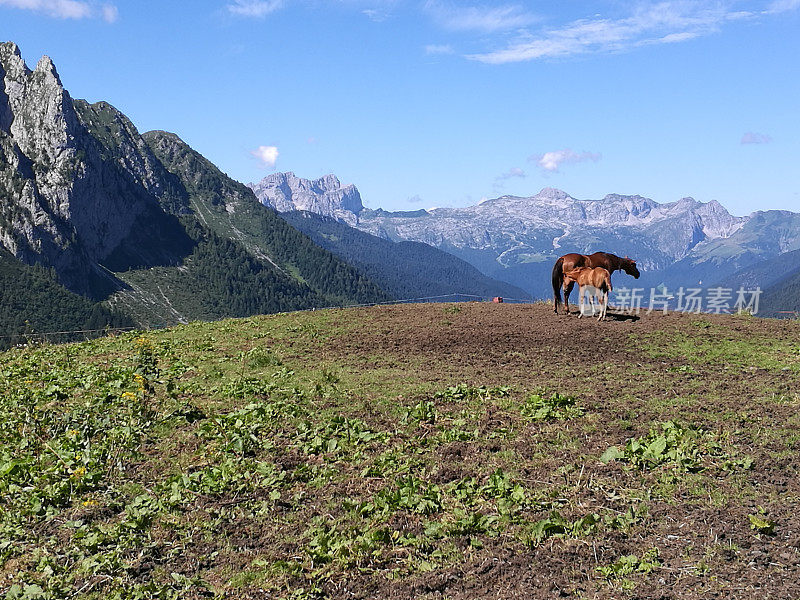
[563, 267, 612, 321]
[552, 252, 640, 314]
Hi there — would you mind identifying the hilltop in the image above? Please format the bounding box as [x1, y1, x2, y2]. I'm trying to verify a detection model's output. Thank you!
[2, 303, 799, 598]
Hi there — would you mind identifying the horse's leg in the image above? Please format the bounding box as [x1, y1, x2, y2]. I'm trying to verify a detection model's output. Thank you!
[578, 285, 585, 318]
[564, 281, 575, 315]
[598, 291, 607, 321]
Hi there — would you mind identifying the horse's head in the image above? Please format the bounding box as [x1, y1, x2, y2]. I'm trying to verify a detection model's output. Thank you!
[622, 256, 640, 279]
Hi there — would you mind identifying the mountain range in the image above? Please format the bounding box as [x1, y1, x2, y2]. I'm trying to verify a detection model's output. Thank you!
[0, 42, 527, 343]
[250, 172, 800, 314]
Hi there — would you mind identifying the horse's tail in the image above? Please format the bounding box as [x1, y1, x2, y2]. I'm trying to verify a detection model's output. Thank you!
[552, 257, 564, 313]
[601, 273, 612, 294]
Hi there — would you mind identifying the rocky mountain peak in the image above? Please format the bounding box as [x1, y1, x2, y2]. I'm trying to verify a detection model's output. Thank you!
[34, 55, 62, 84]
[0, 43, 194, 297]
[0, 41, 25, 74]
[249, 171, 364, 225]
[535, 187, 572, 201]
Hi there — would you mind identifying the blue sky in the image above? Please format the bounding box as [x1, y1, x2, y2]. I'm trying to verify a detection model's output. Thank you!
[2, 0, 799, 216]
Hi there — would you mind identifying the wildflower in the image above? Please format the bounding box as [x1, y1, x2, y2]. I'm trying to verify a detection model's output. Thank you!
[72, 466, 87, 478]
[121, 391, 137, 401]
[82, 498, 99, 507]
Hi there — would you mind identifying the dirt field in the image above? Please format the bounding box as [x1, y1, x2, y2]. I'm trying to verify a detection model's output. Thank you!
[2, 302, 799, 599]
[290, 303, 800, 599]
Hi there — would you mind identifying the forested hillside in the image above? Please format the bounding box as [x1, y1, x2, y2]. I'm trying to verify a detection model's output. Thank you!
[759, 268, 800, 317]
[281, 211, 531, 301]
[0, 250, 132, 348]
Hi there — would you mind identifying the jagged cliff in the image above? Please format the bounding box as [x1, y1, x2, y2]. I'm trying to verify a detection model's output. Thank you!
[0, 42, 192, 298]
[250, 172, 364, 226]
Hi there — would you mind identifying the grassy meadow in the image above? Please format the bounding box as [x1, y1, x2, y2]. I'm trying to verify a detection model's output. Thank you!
[1, 303, 799, 599]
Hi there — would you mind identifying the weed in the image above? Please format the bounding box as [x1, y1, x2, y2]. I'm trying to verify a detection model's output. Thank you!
[435, 384, 510, 403]
[246, 346, 283, 368]
[597, 547, 661, 582]
[200, 401, 280, 457]
[523, 511, 600, 547]
[403, 399, 437, 425]
[600, 420, 752, 474]
[295, 416, 385, 457]
[748, 506, 776, 536]
[521, 392, 583, 421]
[360, 475, 443, 516]
[437, 416, 479, 442]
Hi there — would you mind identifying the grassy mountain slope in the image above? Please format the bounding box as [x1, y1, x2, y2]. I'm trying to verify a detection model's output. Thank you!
[1, 305, 799, 598]
[281, 210, 531, 301]
[106, 220, 329, 327]
[142, 130, 390, 308]
[10, 100, 390, 328]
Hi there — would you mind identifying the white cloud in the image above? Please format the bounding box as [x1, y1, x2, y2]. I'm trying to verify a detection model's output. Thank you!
[362, 8, 390, 21]
[466, 1, 761, 64]
[425, 43, 454, 55]
[658, 31, 699, 43]
[251, 145, 279, 168]
[0, 0, 118, 20]
[764, 0, 800, 14]
[101, 2, 116, 22]
[532, 149, 600, 173]
[741, 132, 772, 144]
[424, 0, 537, 33]
[493, 166, 526, 190]
[227, 0, 283, 18]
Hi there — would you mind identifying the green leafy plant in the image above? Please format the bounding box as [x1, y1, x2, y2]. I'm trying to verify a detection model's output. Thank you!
[295, 416, 384, 457]
[435, 384, 510, 403]
[597, 547, 661, 581]
[524, 511, 600, 547]
[600, 421, 752, 473]
[360, 475, 443, 516]
[521, 392, 583, 421]
[403, 399, 437, 425]
[748, 507, 776, 536]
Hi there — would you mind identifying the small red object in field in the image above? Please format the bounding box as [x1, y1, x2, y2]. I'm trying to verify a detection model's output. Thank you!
[492, 297, 503, 303]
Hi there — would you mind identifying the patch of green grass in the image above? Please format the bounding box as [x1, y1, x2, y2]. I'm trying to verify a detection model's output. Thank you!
[636, 329, 800, 372]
